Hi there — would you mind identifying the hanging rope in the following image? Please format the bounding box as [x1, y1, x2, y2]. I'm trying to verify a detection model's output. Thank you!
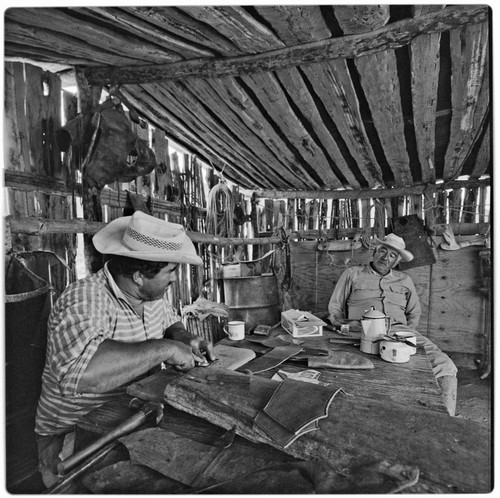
[206, 177, 234, 237]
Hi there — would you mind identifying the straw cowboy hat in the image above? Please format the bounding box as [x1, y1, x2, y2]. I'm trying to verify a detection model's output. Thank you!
[375, 233, 414, 262]
[93, 211, 202, 265]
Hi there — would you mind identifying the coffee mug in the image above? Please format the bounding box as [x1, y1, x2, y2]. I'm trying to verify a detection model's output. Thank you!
[394, 331, 417, 355]
[224, 321, 245, 341]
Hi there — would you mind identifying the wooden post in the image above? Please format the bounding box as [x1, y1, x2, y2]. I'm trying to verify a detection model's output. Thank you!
[75, 68, 104, 274]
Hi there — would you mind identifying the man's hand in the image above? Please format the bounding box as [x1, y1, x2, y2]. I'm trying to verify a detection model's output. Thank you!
[163, 323, 216, 367]
[188, 336, 216, 364]
[163, 340, 199, 372]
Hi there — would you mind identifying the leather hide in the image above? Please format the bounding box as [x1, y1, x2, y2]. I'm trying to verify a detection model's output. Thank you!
[392, 215, 436, 270]
[56, 99, 157, 188]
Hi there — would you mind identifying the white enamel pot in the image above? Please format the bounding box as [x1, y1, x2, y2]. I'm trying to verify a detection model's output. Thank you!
[379, 340, 411, 364]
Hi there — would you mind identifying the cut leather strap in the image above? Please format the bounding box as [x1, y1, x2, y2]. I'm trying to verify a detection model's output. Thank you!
[244, 345, 303, 374]
[245, 334, 303, 348]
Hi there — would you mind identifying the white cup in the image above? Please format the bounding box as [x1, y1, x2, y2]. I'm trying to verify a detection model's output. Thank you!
[394, 331, 417, 355]
[224, 321, 245, 341]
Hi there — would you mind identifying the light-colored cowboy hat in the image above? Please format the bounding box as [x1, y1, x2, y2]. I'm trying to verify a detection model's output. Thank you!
[374, 233, 414, 262]
[93, 211, 203, 265]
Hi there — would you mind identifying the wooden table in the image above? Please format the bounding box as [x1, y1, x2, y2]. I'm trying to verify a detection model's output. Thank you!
[73, 329, 491, 493]
[218, 330, 448, 414]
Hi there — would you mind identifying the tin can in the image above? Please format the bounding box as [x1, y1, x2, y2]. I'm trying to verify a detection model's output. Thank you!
[340, 323, 350, 335]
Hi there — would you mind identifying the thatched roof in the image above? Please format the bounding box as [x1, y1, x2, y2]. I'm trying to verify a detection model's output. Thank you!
[4, 4, 491, 191]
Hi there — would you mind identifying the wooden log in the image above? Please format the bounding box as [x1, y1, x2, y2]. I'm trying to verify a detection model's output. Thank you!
[410, 32, 440, 184]
[178, 6, 285, 53]
[7, 216, 281, 245]
[333, 5, 390, 34]
[204, 77, 314, 188]
[443, 22, 490, 180]
[355, 49, 412, 186]
[127, 7, 243, 57]
[302, 59, 383, 188]
[252, 178, 490, 200]
[470, 121, 491, 179]
[145, 81, 273, 188]
[286, 222, 489, 239]
[84, 5, 488, 85]
[240, 71, 342, 188]
[255, 5, 331, 45]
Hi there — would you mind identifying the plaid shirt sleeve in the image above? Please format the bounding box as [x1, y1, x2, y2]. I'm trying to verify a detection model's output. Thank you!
[46, 278, 116, 396]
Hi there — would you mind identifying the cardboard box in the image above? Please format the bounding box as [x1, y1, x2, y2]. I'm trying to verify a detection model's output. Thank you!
[281, 309, 326, 338]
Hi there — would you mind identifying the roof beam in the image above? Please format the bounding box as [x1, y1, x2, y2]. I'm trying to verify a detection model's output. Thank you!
[252, 178, 491, 200]
[84, 5, 487, 85]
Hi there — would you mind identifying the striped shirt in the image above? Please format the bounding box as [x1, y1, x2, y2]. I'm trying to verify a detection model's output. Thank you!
[35, 263, 179, 436]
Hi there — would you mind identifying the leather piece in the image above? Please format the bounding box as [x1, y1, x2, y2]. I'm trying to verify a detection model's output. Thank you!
[120, 428, 216, 485]
[263, 378, 342, 434]
[254, 409, 319, 448]
[308, 350, 374, 369]
[244, 345, 303, 374]
[288, 347, 330, 360]
[245, 333, 303, 348]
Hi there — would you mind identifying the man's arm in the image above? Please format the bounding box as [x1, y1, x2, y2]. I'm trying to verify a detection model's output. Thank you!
[328, 268, 353, 325]
[76, 337, 198, 393]
[404, 277, 422, 328]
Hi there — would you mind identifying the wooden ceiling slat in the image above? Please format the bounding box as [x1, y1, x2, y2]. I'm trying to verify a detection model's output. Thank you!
[443, 22, 490, 180]
[240, 71, 343, 189]
[184, 79, 309, 189]
[80, 7, 216, 58]
[207, 77, 322, 189]
[145, 82, 285, 188]
[4, 21, 138, 67]
[333, 5, 390, 35]
[122, 86, 256, 188]
[355, 50, 413, 186]
[5, 8, 183, 64]
[123, 7, 243, 57]
[470, 122, 490, 179]
[302, 60, 384, 188]
[82, 5, 488, 86]
[412, 5, 446, 17]
[254, 5, 331, 44]
[176, 6, 285, 54]
[410, 32, 441, 184]
[274, 67, 360, 189]
[4, 44, 95, 67]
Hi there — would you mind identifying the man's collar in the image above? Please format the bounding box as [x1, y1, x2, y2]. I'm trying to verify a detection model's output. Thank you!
[103, 261, 128, 301]
[367, 262, 393, 277]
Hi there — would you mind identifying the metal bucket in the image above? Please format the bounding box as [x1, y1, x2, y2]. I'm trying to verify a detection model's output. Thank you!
[223, 275, 280, 331]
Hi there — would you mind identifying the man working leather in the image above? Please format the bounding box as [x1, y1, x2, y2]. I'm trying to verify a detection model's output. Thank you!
[35, 211, 215, 487]
[328, 233, 457, 416]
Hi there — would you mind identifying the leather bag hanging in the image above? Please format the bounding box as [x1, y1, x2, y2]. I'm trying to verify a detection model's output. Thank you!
[56, 99, 157, 188]
[392, 214, 436, 270]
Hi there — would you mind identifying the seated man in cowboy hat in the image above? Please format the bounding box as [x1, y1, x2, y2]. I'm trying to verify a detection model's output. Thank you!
[35, 211, 215, 487]
[327, 233, 458, 416]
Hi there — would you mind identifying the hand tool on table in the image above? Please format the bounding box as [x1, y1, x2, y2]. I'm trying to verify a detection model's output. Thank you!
[57, 398, 164, 475]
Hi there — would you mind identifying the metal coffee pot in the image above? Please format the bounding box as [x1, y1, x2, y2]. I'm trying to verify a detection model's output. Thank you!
[360, 306, 391, 354]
